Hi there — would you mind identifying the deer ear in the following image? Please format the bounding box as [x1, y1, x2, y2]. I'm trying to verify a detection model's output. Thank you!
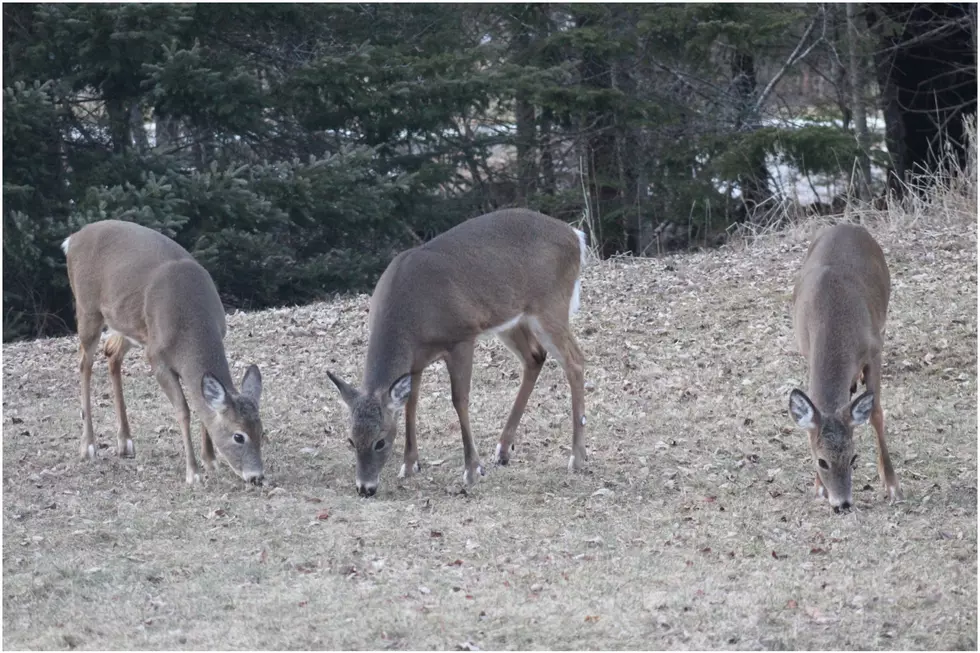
[202, 373, 232, 413]
[387, 373, 413, 411]
[849, 391, 875, 426]
[789, 389, 817, 429]
[241, 364, 262, 403]
[327, 371, 360, 407]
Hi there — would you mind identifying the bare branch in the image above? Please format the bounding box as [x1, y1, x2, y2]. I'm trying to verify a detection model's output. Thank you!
[753, 7, 826, 113]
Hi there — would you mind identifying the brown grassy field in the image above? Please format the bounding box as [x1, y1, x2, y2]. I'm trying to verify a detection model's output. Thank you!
[3, 206, 976, 650]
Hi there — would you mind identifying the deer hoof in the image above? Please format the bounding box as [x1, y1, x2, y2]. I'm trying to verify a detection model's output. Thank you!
[494, 442, 515, 466]
[80, 443, 96, 461]
[118, 439, 135, 458]
[186, 471, 202, 485]
[398, 461, 421, 478]
[463, 464, 485, 486]
[887, 484, 904, 503]
[567, 454, 586, 472]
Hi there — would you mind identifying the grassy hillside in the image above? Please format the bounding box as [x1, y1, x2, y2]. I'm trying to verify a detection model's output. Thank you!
[3, 196, 976, 649]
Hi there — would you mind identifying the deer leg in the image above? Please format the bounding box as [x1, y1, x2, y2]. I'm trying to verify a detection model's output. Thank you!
[104, 334, 135, 457]
[150, 357, 200, 485]
[201, 424, 217, 471]
[445, 341, 483, 486]
[529, 314, 587, 472]
[814, 473, 827, 499]
[399, 373, 423, 478]
[76, 314, 103, 461]
[494, 324, 546, 465]
[865, 358, 902, 502]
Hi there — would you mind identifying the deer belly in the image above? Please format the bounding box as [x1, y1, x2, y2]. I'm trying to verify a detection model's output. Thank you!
[105, 326, 144, 349]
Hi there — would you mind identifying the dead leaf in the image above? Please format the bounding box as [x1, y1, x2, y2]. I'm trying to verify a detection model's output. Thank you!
[584, 615, 600, 623]
[316, 510, 330, 521]
[786, 599, 798, 609]
[430, 530, 443, 538]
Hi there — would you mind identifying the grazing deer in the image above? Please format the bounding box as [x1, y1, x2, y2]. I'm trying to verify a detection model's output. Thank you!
[327, 208, 588, 496]
[62, 220, 265, 485]
[788, 223, 902, 510]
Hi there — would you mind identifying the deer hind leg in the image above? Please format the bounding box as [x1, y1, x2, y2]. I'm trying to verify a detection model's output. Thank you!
[150, 356, 200, 485]
[104, 334, 135, 458]
[445, 341, 484, 486]
[528, 314, 587, 472]
[864, 357, 902, 502]
[494, 323, 546, 466]
[201, 424, 217, 472]
[398, 373, 423, 479]
[76, 313, 103, 461]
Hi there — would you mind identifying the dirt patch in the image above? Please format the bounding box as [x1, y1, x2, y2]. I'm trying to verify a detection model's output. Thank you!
[3, 216, 976, 650]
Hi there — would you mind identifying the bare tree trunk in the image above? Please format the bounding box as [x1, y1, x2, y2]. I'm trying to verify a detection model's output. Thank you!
[731, 50, 770, 219]
[539, 108, 556, 195]
[106, 97, 130, 155]
[847, 2, 873, 202]
[129, 103, 148, 154]
[515, 89, 536, 205]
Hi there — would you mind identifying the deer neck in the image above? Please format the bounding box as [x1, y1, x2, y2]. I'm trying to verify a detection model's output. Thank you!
[807, 326, 862, 414]
[363, 325, 415, 396]
[176, 338, 237, 421]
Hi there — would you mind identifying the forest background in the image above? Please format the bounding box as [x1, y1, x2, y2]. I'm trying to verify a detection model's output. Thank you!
[3, 3, 975, 341]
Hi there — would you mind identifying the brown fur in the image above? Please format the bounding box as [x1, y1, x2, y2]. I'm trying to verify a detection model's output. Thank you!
[790, 223, 902, 508]
[328, 208, 588, 495]
[63, 220, 265, 485]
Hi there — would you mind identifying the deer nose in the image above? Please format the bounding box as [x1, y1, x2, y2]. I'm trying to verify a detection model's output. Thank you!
[356, 482, 377, 497]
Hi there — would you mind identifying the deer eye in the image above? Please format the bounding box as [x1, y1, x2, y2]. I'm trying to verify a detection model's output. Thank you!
[818, 458, 829, 470]
[233, 432, 246, 445]
[373, 439, 386, 451]
[850, 454, 858, 468]
[347, 438, 354, 448]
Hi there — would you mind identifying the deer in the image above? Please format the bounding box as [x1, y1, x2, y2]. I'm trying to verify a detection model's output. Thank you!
[326, 208, 588, 496]
[62, 219, 265, 485]
[788, 223, 903, 511]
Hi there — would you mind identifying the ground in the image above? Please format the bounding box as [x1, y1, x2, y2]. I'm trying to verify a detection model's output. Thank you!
[2, 213, 976, 650]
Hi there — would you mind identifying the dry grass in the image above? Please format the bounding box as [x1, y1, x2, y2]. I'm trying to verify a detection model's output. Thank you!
[3, 203, 977, 649]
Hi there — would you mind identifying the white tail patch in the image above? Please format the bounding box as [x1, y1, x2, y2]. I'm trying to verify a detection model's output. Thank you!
[573, 228, 588, 268]
[569, 228, 587, 320]
[61, 236, 72, 255]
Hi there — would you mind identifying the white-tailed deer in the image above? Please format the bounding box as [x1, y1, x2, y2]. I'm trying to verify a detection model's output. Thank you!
[327, 208, 588, 496]
[62, 220, 265, 485]
[788, 223, 902, 510]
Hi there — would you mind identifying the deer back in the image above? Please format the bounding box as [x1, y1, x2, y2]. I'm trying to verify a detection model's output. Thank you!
[362, 208, 584, 393]
[792, 223, 890, 411]
[65, 220, 230, 383]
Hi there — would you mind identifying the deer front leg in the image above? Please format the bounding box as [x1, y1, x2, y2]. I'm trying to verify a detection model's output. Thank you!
[446, 342, 484, 486]
[201, 424, 217, 471]
[152, 360, 200, 484]
[865, 359, 903, 502]
[399, 373, 422, 478]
